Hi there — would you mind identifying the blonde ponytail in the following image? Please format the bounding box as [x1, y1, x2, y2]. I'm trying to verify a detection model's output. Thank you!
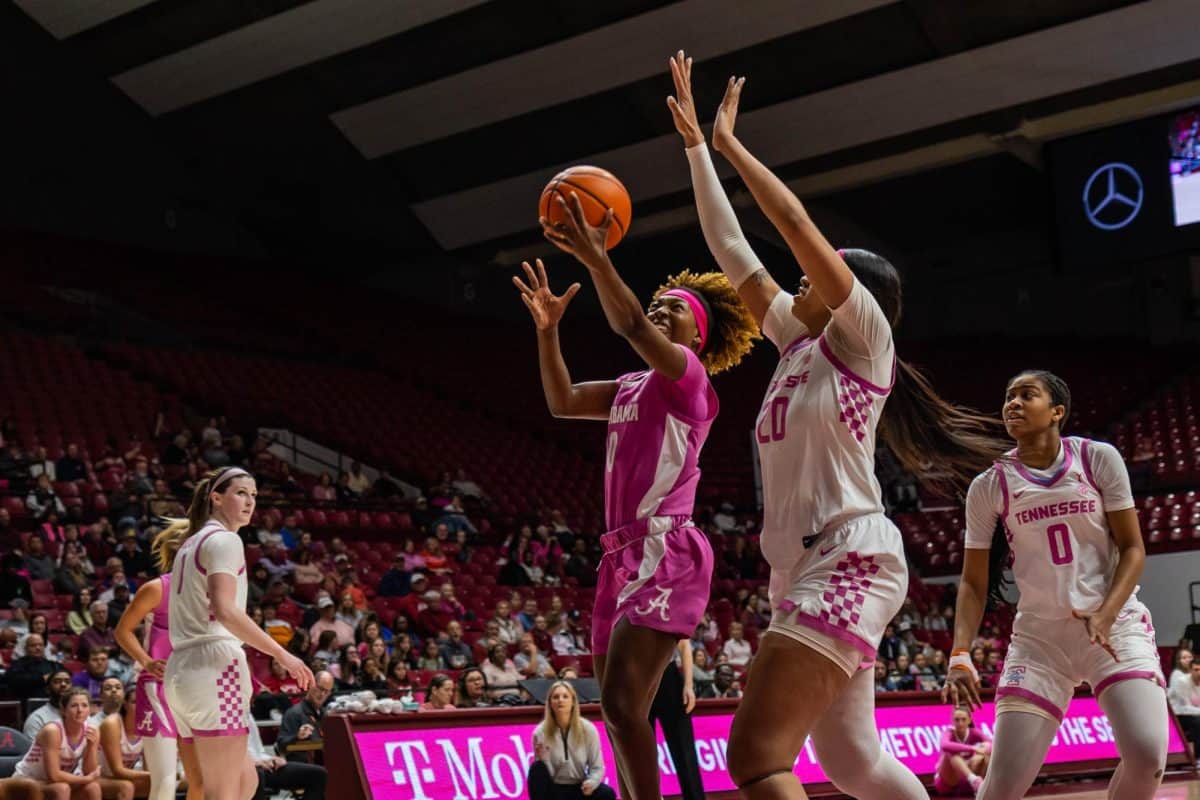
[151, 519, 189, 573]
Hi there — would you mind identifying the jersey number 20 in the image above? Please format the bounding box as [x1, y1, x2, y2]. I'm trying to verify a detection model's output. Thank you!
[1046, 523, 1074, 565]
[756, 397, 788, 443]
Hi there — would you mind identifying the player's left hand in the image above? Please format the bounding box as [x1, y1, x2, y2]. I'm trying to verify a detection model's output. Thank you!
[1073, 607, 1119, 661]
[682, 682, 696, 714]
[83, 726, 100, 747]
[712, 75, 745, 153]
[541, 193, 612, 271]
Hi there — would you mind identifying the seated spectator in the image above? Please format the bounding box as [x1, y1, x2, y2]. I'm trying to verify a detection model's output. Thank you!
[721, 622, 753, 667]
[419, 674, 457, 712]
[417, 639, 447, 672]
[910, 652, 939, 691]
[878, 623, 904, 665]
[248, 703, 327, 800]
[387, 661, 414, 696]
[346, 462, 371, 496]
[925, 605, 953, 632]
[312, 630, 339, 664]
[56, 443, 88, 482]
[492, 600, 522, 645]
[440, 621, 474, 670]
[377, 554, 410, 597]
[450, 468, 484, 500]
[25, 474, 66, 523]
[335, 593, 364, 630]
[54, 551, 90, 596]
[98, 571, 135, 607]
[692, 647, 714, 684]
[899, 620, 934, 661]
[456, 668, 492, 709]
[0, 441, 30, 489]
[107, 583, 132, 619]
[552, 611, 589, 656]
[27, 446, 55, 481]
[262, 602, 295, 648]
[438, 582, 465, 621]
[277, 672, 334, 763]
[356, 620, 387, 657]
[247, 562, 270, 610]
[528, 681, 615, 800]
[311, 472, 336, 505]
[67, 587, 94, 635]
[309, 596, 355, 649]
[481, 643, 524, 699]
[530, 614, 555, 655]
[395, 574, 431, 627]
[514, 633, 556, 679]
[874, 662, 890, 693]
[886, 655, 916, 691]
[7, 632, 59, 697]
[292, 549, 323, 588]
[420, 537, 450, 575]
[15, 612, 57, 659]
[23, 669, 73, 738]
[391, 633, 417, 669]
[261, 544, 296, 582]
[520, 550, 545, 586]
[21, 535, 57, 582]
[97, 686, 150, 798]
[699, 664, 742, 699]
[78, 601, 116, 659]
[253, 658, 306, 720]
[0, 553, 34, 609]
[361, 657, 388, 694]
[435, 495, 477, 535]
[73, 649, 112, 700]
[364, 638, 391, 676]
[334, 645, 363, 692]
[563, 539, 595, 587]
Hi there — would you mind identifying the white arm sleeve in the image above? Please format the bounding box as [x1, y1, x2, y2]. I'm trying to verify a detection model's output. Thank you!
[684, 143, 764, 289]
[762, 289, 809, 352]
[201, 531, 245, 578]
[964, 472, 1002, 549]
[1085, 441, 1135, 512]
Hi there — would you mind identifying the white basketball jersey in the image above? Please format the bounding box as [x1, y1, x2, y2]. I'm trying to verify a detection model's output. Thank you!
[100, 721, 143, 776]
[169, 522, 247, 647]
[14, 720, 90, 780]
[757, 279, 895, 570]
[965, 437, 1135, 619]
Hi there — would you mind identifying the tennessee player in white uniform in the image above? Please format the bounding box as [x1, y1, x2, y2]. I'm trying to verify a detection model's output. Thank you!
[164, 467, 313, 800]
[669, 52, 1005, 799]
[946, 371, 1168, 800]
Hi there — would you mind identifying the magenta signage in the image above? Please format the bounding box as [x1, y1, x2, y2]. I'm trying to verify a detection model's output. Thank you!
[353, 698, 1187, 799]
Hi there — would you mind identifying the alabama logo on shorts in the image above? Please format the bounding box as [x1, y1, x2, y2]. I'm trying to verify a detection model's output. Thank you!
[1004, 665, 1027, 687]
[635, 587, 673, 621]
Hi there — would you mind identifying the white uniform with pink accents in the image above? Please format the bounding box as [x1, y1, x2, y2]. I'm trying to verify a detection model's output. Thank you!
[965, 437, 1163, 719]
[13, 720, 92, 780]
[758, 279, 907, 677]
[164, 521, 251, 739]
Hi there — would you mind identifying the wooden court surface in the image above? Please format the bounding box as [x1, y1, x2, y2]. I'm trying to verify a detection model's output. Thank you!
[1023, 776, 1200, 798]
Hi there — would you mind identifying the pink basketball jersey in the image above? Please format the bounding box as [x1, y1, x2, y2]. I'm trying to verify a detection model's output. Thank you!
[603, 346, 717, 530]
[147, 573, 172, 662]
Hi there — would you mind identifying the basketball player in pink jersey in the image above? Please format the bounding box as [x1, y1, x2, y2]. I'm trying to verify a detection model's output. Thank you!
[668, 52, 1005, 799]
[516, 201, 757, 798]
[164, 467, 313, 800]
[114, 521, 202, 800]
[945, 371, 1168, 799]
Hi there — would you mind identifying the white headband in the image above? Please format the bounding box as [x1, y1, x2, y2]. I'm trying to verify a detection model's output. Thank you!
[210, 467, 251, 494]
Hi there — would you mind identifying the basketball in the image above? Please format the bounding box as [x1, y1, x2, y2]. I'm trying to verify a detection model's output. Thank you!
[538, 166, 633, 250]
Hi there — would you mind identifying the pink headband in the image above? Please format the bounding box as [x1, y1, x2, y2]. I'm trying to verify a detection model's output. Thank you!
[660, 288, 710, 353]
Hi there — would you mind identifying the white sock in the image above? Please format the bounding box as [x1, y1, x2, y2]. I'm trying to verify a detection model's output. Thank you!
[809, 667, 928, 800]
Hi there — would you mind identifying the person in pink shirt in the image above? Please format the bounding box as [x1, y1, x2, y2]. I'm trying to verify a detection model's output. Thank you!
[517, 184, 757, 797]
[935, 707, 992, 796]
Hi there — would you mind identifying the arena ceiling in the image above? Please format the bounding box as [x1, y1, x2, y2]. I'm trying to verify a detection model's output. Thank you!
[7, 0, 1200, 269]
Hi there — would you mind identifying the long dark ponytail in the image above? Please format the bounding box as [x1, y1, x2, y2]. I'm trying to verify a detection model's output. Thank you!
[984, 369, 1073, 605]
[841, 250, 1009, 492]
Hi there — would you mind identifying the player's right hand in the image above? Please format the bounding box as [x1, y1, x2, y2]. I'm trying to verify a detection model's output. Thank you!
[280, 651, 315, 691]
[712, 75, 746, 153]
[144, 658, 167, 680]
[666, 50, 703, 148]
[942, 668, 982, 710]
[513, 259, 581, 331]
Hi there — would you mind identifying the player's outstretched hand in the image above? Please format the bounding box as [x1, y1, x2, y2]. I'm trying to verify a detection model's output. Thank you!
[942, 668, 982, 710]
[541, 192, 612, 271]
[667, 50, 703, 148]
[512, 259, 581, 331]
[281, 651, 315, 690]
[712, 75, 745, 153]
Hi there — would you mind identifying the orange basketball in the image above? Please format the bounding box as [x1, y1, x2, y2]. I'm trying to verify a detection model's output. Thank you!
[538, 166, 632, 250]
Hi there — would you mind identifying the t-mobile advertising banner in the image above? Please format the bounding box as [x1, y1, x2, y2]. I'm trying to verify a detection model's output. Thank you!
[353, 697, 1187, 799]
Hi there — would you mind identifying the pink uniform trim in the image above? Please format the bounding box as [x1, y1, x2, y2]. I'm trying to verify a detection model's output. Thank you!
[1011, 441, 1074, 487]
[789, 610, 878, 660]
[995, 686, 1064, 721]
[995, 463, 1010, 521]
[1078, 438, 1101, 494]
[817, 335, 896, 394]
[192, 529, 223, 576]
[783, 335, 816, 358]
[1091, 670, 1164, 698]
[190, 727, 249, 738]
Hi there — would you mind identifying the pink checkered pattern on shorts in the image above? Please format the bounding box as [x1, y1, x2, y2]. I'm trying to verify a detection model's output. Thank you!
[820, 552, 879, 630]
[215, 661, 244, 730]
[836, 375, 879, 443]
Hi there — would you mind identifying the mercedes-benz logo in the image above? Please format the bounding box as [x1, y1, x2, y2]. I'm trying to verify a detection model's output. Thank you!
[1082, 162, 1143, 230]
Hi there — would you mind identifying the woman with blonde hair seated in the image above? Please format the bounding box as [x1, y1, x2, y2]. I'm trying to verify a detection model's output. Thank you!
[528, 681, 615, 800]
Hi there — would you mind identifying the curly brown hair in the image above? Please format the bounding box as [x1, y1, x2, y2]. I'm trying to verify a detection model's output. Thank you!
[653, 270, 759, 374]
